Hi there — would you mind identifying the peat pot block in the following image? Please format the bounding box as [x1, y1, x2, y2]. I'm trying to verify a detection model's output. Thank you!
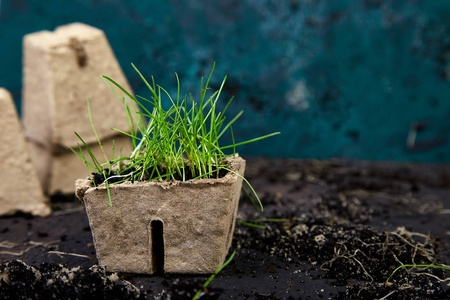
[76, 156, 245, 274]
[0, 88, 50, 216]
[29, 135, 132, 195]
[22, 22, 133, 149]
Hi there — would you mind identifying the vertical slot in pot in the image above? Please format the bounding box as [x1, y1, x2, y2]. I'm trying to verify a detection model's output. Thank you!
[150, 219, 164, 274]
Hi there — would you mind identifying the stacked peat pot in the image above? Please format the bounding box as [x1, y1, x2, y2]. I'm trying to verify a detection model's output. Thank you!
[22, 23, 133, 195]
[0, 88, 50, 216]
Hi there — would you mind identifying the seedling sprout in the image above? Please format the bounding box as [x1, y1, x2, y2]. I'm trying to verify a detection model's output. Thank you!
[71, 63, 280, 208]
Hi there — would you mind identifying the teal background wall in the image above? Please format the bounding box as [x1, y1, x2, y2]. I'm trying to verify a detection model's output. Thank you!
[1, 0, 450, 162]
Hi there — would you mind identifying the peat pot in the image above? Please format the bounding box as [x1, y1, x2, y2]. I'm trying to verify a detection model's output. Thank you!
[75, 156, 245, 274]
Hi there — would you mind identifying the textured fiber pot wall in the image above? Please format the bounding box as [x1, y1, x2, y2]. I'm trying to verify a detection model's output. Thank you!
[75, 156, 245, 274]
[1, 1, 450, 162]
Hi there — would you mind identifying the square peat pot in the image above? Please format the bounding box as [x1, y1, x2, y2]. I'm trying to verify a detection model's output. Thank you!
[75, 156, 245, 274]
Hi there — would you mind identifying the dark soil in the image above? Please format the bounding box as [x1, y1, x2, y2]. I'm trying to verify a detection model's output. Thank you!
[1, 158, 450, 299]
[91, 163, 230, 186]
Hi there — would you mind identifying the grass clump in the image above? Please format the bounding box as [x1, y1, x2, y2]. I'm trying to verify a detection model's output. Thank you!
[71, 63, 279, 207]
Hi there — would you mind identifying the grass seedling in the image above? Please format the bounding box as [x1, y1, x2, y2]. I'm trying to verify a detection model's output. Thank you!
[385, 264, 450, 286]
[72, 63, 280, 208]
[236, 218, 289, 229]
[192, 251, 236, 300]
[236, 219, 266, 229]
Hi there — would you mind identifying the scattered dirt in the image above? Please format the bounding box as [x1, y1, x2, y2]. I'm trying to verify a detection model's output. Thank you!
[0, 260, 144, 300]
[1, 158, 450, 299]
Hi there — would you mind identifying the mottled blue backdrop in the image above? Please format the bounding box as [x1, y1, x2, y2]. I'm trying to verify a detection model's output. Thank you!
[1, 0, 450, 162]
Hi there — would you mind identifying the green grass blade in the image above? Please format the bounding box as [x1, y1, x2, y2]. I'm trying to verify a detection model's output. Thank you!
[131, 63, 159, 100]
[251, 218, 288, 223]
[102, 76, 137, 102]
[192, 250, 236, 300]
[220, 132, 281, 150]
[73, 132, 102, 173]
[386, 264, 450, 286]
[241, 186, 261, 213]
[236, 219, 266, 229]
[224, 168, 263, 212]
[105, 179, 112, 207]
[86, 98, 109, 164]
[217, 110, 243, 140]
